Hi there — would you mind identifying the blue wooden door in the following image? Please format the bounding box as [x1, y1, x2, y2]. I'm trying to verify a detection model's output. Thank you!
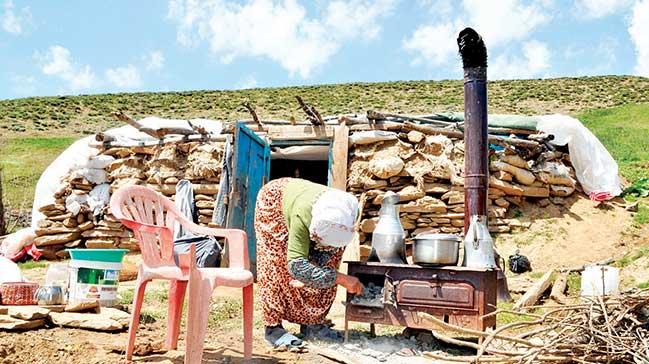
[228, 123, 270, 269]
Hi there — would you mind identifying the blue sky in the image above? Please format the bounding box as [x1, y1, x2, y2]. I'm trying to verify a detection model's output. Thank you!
[1, 0, 648, 100]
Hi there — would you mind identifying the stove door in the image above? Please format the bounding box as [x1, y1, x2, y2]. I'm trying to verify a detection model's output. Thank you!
[396, 280, 475, 309]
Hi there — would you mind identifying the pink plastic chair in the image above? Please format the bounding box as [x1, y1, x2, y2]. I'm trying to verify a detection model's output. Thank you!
[109, 185, 254, 363]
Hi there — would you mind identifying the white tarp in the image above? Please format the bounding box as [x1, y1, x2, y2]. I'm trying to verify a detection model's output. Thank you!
[271, 145, 330, 160]
[537, 114, 622, 198]
[31, 117, 222, 228]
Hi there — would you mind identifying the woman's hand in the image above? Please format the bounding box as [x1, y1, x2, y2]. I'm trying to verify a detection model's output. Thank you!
[335, 273, 364, 295]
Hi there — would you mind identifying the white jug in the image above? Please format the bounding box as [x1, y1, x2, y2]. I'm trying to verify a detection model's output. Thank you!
[581, 265, 619, 296]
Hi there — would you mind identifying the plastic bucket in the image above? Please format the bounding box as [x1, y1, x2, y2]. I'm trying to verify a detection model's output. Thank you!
[66, 249, 128, 307]
[581, 265, 619, 296]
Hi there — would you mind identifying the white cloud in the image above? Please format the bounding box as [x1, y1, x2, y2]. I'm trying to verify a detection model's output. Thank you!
[566, 37, 619, 76]
[403, 22, 462, 66]
[460, 0, 550, 47]
[36, 45, 98, 92]
[403, 0, 552, 68]
[235, 75, 258, 89]
[105, 65, 142, 88]
[1, 0, 32, 35]
[490, 40, 551, 79]
[167, 0, 396, 78]
[629, 0, 649, 77]
[574, 0, 633, 19]
[145, 50, 165, 71]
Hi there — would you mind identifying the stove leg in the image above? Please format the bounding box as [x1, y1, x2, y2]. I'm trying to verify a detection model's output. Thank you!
[344, 319, 349, 342]
[369, 323, 376, 338]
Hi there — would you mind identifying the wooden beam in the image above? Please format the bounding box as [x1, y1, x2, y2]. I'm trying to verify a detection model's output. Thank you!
[403, 122, 540, 149]
[331, 124, 349, 190]
[513, 270, 554, 310]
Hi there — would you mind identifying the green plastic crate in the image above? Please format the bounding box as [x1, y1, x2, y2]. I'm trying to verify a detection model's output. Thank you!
[66, 249, 128, 263]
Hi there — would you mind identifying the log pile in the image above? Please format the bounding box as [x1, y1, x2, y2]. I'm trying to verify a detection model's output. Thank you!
[346, 129, 578, 247]
[34, 141, 225, 258]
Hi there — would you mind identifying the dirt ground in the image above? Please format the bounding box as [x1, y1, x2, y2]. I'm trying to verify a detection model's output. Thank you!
[2, 194, 648, 363]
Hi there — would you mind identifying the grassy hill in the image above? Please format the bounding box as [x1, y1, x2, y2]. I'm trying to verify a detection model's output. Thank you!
[1, 75, 648, 137]
[1, 76, 648, 230]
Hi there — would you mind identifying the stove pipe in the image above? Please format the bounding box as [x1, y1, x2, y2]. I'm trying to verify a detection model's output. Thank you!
[458, 28, 489, 233]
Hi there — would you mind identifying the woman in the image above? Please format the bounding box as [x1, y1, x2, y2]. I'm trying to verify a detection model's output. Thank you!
[254, 178, 364, 348]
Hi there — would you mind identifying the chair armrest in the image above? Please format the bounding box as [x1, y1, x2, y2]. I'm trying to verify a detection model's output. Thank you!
[117, 219, 175, 262]
[180, 220, 250, 270]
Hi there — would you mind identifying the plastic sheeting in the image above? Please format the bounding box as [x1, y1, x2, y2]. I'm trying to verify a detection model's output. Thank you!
[349, 130, 398, 145]
[270, 145, 330, 160]
[537, 114, 622, 198]
[0, 256, 23, 283]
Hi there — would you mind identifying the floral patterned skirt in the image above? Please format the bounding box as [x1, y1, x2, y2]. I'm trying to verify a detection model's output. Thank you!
[254, 178, 343, 326]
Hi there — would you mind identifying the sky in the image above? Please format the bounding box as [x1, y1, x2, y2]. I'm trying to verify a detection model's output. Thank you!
[0, 0, 648, 100]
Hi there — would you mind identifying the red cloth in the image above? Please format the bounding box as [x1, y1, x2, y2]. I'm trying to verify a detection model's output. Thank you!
[589, 191, 613, 202]
[6, 244, 42, 262]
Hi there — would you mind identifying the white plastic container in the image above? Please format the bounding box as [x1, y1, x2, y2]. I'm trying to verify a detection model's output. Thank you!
[68, 260, 123, 307]
[581, 265, 619, 296]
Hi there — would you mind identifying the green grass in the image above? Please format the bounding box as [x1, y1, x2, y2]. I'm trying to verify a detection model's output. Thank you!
[0, 136, 76, 211]
[578, 103, 649, 184]
[635, 203, 649, 225]
[208, 298, 243, 329]
[638, 281, 649, 289]
[567, 273, 581, 296]
[17, 260, 49, 270]
[614, 247, 649, 268]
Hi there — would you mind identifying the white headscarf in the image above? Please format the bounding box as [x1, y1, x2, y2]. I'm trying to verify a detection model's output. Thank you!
[309, 189, 359, 247]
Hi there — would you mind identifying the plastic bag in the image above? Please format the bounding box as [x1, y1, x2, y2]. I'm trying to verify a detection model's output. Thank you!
[0, 256, 24, 283]
[0, 228, 36, 259]
[349, 131, 397, 145]
[537, 115, 622, 198]
[87, 183, 110, 216]
[508, 250, 531, 274]
[173, 235, 222, 268]
[85, 155, 115, 169]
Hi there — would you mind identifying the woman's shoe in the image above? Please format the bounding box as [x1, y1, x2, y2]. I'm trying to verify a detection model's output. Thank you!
[265, 326, 304, 350]
[300, 324, 343, 342]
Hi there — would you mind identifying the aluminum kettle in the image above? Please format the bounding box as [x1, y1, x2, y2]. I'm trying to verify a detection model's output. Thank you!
[462, 215, 497, 269]
[370, 191, 406, 264]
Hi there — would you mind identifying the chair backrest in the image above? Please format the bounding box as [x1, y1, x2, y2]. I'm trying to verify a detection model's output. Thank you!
[110, 185, 181, 266]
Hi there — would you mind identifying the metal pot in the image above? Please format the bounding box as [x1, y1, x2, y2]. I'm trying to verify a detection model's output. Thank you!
[34, 285, 64, 305]
[412, 233, 461, 265]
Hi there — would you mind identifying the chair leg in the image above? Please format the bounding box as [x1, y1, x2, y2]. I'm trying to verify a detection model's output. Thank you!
[242, 284, 254, 360]
[184, 278, 213, 364]
[166, 280, 188, 350]
[126, 277, 149, 361]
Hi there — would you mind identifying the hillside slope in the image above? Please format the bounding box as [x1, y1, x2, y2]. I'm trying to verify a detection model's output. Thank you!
[1, 75, 648, 137]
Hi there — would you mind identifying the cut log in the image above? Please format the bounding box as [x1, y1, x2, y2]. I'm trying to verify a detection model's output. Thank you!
[513, 270, 554, 310]
[402, 122, 540, 149]
[549, 272, 568, 304]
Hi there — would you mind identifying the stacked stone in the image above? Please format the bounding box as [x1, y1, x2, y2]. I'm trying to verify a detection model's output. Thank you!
[34, 141, 225, 259]
[347, 130, 577, 247]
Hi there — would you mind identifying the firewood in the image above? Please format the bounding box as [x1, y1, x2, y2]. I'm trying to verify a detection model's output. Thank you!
[549, 272, 568, 304]
[513, 270, 554, 310]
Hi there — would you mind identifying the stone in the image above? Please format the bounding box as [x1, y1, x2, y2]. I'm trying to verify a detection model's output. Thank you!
[398, 186, 425, 202]
[78, 221, 95, 231]
[401, 219, 416, 230]
[364, 179, 389, 189]
[489, 225, 510, 233]
[501, 154, 529, 169]
[550, 185, 575, 197]
[491, 161, 535, 185]
[412, 228, 438, 236]
[451, 219, 464, 227]
[494, 198, 510, 208]
[399, 196, 447, 213]
[369, 156, 404, 179]
[451, 206, 465, 213]
[85, 239, 117, 249]
[49, 310, 127, 332]
[360, 218, 378, 233]
[65, 301, 100, 313]
[196, 200, 215, 209]
[423, 182, 450, 194]
[488, 187, 506, 197]
[493, 170, 513, 182]
[550, 197, 567, 205]
[34, 232, 81, 247]
[507, 219, 532, 229]
[82, 229, 131, 238]
[199, 209, 214, 215]
[407, 130, 425, 143]
[522, 185, 550, 198]
[489, 176, 524, 196]
[0, 316, 45, 330]
[65, 239, 83, 248]
[538, 198, 551, 207]
[440, 227, 461, 233]
[8, 306, 50, 320]
[35, 226, 79, 236]
[101, 307, 131, 327]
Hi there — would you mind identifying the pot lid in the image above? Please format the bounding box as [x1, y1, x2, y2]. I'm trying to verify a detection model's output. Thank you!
[413, 233, 461, 240]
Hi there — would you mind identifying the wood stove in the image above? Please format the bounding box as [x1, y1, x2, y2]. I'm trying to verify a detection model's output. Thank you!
[344, 261, 496, 339]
